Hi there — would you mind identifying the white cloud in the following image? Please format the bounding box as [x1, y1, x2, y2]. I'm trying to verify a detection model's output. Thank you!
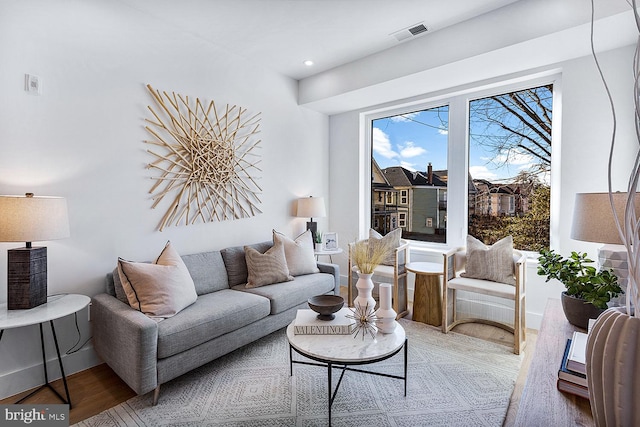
[372, 127, 398, 159]
[438, 128, 448, 135]
[400, 161, 416, 171]
[491, 150, 535, 165]
[399, 141, 426, 158]
[390, 112, 419, 123]
[469, 165, 498, 180]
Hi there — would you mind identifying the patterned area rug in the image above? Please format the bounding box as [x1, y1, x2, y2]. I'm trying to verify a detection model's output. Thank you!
[75, 319, 522, 427]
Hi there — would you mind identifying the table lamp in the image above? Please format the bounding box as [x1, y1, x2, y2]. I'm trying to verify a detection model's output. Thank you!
[0, 193, 70, 309]
[296, 196, 326, 241]
[571, 192, 640, 305]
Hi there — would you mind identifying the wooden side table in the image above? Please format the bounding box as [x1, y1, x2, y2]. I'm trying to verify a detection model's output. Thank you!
[0, 293, 91, 408]
[406, 262, 444, 327]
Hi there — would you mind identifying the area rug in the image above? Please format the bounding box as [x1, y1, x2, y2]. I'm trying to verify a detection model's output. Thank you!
[75, 319, 522, 427]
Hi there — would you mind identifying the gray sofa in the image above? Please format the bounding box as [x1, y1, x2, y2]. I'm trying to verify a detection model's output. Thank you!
[91, 240, 339, 404]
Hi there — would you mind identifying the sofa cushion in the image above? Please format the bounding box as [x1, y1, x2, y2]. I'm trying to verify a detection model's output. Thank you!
[221, 241, 273, 287]
[110, 268, 129, 304]
[117, 241, 198, 319]
[156, 289, 270, 359]
[273, 229, 319, 276]
[181, 251, 229, 295]
[245, 240, 294, 288]
[232, 272, 335, 315]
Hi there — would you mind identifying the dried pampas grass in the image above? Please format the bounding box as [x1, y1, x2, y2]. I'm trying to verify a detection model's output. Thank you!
[351, 238, 394, 274]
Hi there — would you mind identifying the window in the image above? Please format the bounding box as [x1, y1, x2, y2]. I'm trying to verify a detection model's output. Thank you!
[399, 212, 406, 227]
[371, 105, 449, 243]
[368, 78, 554, 251]
[468, 85, 552, 251]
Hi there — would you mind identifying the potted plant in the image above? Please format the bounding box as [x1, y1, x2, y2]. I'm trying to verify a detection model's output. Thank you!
[537, 248, 623, 329]
[314, 231, 322, 251]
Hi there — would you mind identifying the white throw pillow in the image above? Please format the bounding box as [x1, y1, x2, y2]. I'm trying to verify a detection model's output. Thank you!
[117, 241, 198, 319]
[273, 229, 319, 276]
[368, 228, 402, 266]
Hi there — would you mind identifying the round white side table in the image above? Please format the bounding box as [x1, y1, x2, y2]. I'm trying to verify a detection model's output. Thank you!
[0, 294, 91, 408]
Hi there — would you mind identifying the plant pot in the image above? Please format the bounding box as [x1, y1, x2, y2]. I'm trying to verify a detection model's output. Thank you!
[560, 291, 605, 330]
[587, 307, 640, 426]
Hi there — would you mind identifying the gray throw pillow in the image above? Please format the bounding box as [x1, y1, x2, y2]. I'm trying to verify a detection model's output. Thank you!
[460, 235, 516, 285]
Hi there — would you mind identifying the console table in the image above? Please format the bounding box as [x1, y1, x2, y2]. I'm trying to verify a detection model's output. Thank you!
[514, 298, 593, 426]
[0, 294, 91, 408]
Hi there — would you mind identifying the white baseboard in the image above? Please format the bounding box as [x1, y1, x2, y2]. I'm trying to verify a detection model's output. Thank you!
[0, 344, 101, 400]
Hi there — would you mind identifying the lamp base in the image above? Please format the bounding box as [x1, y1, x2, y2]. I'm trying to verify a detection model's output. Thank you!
[598, 244, 627, 307]
[7, 247, 47, 310]
[306, 221, 318, 242]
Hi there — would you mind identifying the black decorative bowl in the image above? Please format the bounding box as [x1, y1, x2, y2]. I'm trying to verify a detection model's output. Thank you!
[308, 295, 344, 320]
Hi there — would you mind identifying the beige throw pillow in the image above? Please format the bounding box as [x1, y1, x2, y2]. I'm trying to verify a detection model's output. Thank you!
[368, 228, 402, 266]
[244, 239, 294, 288]
[273, 229, 319, 276]
[117, 241, 198, 319]
[460, 235, 516, 285]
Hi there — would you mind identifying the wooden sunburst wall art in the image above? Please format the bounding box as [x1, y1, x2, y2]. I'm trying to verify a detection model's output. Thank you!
[144, 84, 262, 231]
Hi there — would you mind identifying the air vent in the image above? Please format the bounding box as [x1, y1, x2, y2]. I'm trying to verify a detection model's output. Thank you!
[391, 22, 428, 42]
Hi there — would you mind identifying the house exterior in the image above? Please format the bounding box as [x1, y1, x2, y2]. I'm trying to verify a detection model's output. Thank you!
[472, 179, 532, 217]
[381, 163, 447, 242]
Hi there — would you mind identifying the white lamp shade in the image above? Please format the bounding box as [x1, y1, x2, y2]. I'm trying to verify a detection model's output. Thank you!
[570, 192, 640, 244]
[0, 194, 70, 243]
[296, 196, 326, 219]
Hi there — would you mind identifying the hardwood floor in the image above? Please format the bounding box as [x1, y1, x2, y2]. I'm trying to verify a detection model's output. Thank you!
[1, 299, 537, 426]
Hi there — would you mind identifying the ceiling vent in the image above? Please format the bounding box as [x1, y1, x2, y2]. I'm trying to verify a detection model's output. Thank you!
[391, 22, 428, 42]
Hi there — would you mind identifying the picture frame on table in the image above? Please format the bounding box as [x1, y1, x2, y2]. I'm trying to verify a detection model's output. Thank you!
[322, 232, 338, 251]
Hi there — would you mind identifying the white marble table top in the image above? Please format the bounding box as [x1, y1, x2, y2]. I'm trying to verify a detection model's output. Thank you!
[406, 261, 444, 275]
[314, 248, 344, 255]
[0, 294, 91, 329]
[287, 318, 405, 363]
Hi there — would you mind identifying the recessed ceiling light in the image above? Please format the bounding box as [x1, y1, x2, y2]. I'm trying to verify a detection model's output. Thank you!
[303, 60, 314, 66]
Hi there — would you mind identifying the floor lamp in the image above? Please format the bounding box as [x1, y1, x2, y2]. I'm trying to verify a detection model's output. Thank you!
[0, 193, 70, 309]
[571, 192, 640, 307]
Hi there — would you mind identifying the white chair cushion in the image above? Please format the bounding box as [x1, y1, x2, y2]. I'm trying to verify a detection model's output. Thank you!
[372, 264, 396, 277]
[447, 277, 516, 300]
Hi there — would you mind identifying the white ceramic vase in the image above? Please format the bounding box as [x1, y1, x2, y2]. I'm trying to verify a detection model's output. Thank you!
[586, 307, 640, 426]
[377, 283, 397, 334]
[354, 271, 377, 314]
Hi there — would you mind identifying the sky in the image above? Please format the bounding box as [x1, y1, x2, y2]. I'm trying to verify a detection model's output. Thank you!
[372, 104, 548, 183]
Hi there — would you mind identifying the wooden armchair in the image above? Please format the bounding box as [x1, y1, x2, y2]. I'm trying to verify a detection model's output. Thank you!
[347, 239, 409, 318]
[442, 247, 526, 355]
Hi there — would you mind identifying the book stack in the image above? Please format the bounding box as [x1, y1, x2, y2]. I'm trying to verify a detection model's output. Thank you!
[293, 308, 355, 335]
[557, 331, 589, 399]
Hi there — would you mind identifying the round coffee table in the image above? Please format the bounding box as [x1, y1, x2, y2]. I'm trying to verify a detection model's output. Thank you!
[286, 321, 407, 426]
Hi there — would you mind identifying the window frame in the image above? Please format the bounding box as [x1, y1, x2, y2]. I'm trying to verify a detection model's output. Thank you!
[361, 72, 562, 251]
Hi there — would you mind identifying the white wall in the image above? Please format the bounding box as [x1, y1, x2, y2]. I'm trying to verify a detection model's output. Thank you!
[326, 45, 638, 330]
[0, 0, 328, 399]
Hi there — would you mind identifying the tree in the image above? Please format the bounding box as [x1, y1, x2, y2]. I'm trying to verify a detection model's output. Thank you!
[470, 85, 553, 177]
[468, 85, 553, 250]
